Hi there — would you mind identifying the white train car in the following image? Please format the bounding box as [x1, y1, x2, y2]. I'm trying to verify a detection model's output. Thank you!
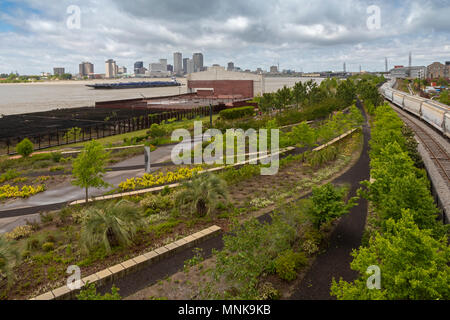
[392, 91, 406, 108]
[384, 87, 394, 101]
[421, 101, 446, 133]
[444, 112, 450, 139]
[403, 95, 427, 117]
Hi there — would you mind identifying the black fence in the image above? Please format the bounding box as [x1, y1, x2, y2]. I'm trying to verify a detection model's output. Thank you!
[1, 105, 226, 156]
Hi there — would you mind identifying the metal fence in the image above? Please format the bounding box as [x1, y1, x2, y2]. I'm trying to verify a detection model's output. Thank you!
[0, 105, 226, 156]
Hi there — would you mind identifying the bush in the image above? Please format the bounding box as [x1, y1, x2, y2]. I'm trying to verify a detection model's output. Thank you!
[80, 200, 145, 253]
[308, 183, 357, 229]
[0, 170, 20, 184]
[4, 225, 33, 241]
[219, 106, 255, 120]
[0, 236, 19, 285]
[77, 282, 121, 300]
[331, 211, 450, 300]
[41, 242, 55, 252]
[175, 173, 229, 217]
[16, 138, 34, 157]
[51, 152, 63, 163]
[274, 249, 308, 281]
[27, 238, 40, 250]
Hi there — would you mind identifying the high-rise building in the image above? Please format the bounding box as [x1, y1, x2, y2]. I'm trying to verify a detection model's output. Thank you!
[173, 52, 182, 75]
[159, 59, 167, 71]
[183, 58, 189, 74]
[53, 67, 65, 76]
[186, 59, 194, 74]
[105, 59, 117, 78]
[270, 66, 278, 73]
[167, 64, 173, 72]
[193, 53, 204, 72]
[134, 61, 144, 74]
[227, 62, 234, 71]
[79, 62, 94, 77]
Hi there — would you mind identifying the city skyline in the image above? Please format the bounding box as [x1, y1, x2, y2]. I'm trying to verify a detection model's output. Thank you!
[0, 1, 449, 75]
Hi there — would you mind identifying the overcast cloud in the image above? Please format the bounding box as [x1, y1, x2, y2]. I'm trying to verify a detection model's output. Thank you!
[0, 0, 449, 74]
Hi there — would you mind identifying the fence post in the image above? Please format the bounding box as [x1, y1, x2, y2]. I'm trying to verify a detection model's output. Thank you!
[48, 132, 51, 148]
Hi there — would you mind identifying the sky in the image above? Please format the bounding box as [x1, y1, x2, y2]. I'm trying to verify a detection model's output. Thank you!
[0, 0, 449, 75]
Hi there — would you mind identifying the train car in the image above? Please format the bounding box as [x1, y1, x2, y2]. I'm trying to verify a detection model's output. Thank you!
[403, 95, 426, 117]
[392, 91, 406, 108]
[444, 112, 450, 139]
[421, 101, 447, 133]
[384, 87, 394, 101]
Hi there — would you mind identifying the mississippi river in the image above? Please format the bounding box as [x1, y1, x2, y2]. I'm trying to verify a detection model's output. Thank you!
[0, 77, 323, 116]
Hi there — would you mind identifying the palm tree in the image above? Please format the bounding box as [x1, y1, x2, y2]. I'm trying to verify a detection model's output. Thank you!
[175, 173, 229, 217]
[80, 200, 145, 253]
[0, 236, 19, 286]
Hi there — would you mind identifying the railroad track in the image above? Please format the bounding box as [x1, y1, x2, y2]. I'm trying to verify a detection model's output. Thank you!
[395, 109, 450, 185]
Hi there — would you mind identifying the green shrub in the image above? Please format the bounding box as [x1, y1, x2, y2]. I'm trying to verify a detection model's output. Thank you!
[16, 138, 34, 157]
[219, 106, 255, 120]
[27, 238, 40, 250]
[51, 152, 63, 163]
[77, 282, 121, 300]
[331, 211, 450, 300]
[0, 170, 20, 184]
[274, 249, 308, 281]
[0, 236, 19, 285]
[175, 173, 229, 217]
[80, 200, 145, 253]
[41, 242, 55, 252]
[308, 183, 357, 229]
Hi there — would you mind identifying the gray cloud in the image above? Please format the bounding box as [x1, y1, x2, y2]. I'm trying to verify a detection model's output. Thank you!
[0, 0, 449, 74]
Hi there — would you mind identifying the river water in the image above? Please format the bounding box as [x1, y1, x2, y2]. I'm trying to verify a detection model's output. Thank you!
[0, 77, 323, 116]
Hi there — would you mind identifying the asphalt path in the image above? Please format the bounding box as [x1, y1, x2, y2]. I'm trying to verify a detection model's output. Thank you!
[0, 137, 204, 233]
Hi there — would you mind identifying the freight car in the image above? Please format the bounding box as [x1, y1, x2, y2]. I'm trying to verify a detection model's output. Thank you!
[380, 80, 450, 139]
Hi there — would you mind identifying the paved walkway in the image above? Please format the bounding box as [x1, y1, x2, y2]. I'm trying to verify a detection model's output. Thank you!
[289, 100, 370, 300]
[0, 137, 203, 233]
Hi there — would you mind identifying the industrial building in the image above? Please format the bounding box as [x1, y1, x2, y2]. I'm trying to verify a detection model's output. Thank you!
[186, 66, 264, 98]
[389, 65, 426, 79]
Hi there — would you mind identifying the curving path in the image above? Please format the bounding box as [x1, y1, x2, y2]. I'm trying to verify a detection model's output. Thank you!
[289, 100, 370, 300]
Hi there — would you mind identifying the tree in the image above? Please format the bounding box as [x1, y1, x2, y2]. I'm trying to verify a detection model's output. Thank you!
[16, 138, 34, 157]
[72, 140, 110, 203]
[175, 173, 229, 217]
[275, 86, 293, 110]
[259, 93, 276, 113]
[307, 183, 357, 229]
[336, 79, 356, 107]
[290, 121, 317, 148]
[80, 200, 145, 253]
[0, 235, 19, 286]
[331, 210, 450, 300]
[292, 81, 307, 108]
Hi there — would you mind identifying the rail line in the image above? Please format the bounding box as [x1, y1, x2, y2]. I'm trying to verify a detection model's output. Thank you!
[393, 106, 450, 186]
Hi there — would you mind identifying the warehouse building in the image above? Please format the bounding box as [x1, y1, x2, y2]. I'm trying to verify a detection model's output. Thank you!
[186, 66, 264, 98]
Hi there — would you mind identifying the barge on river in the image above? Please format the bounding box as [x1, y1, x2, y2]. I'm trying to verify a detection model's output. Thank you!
[86, 80, 182, 90]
